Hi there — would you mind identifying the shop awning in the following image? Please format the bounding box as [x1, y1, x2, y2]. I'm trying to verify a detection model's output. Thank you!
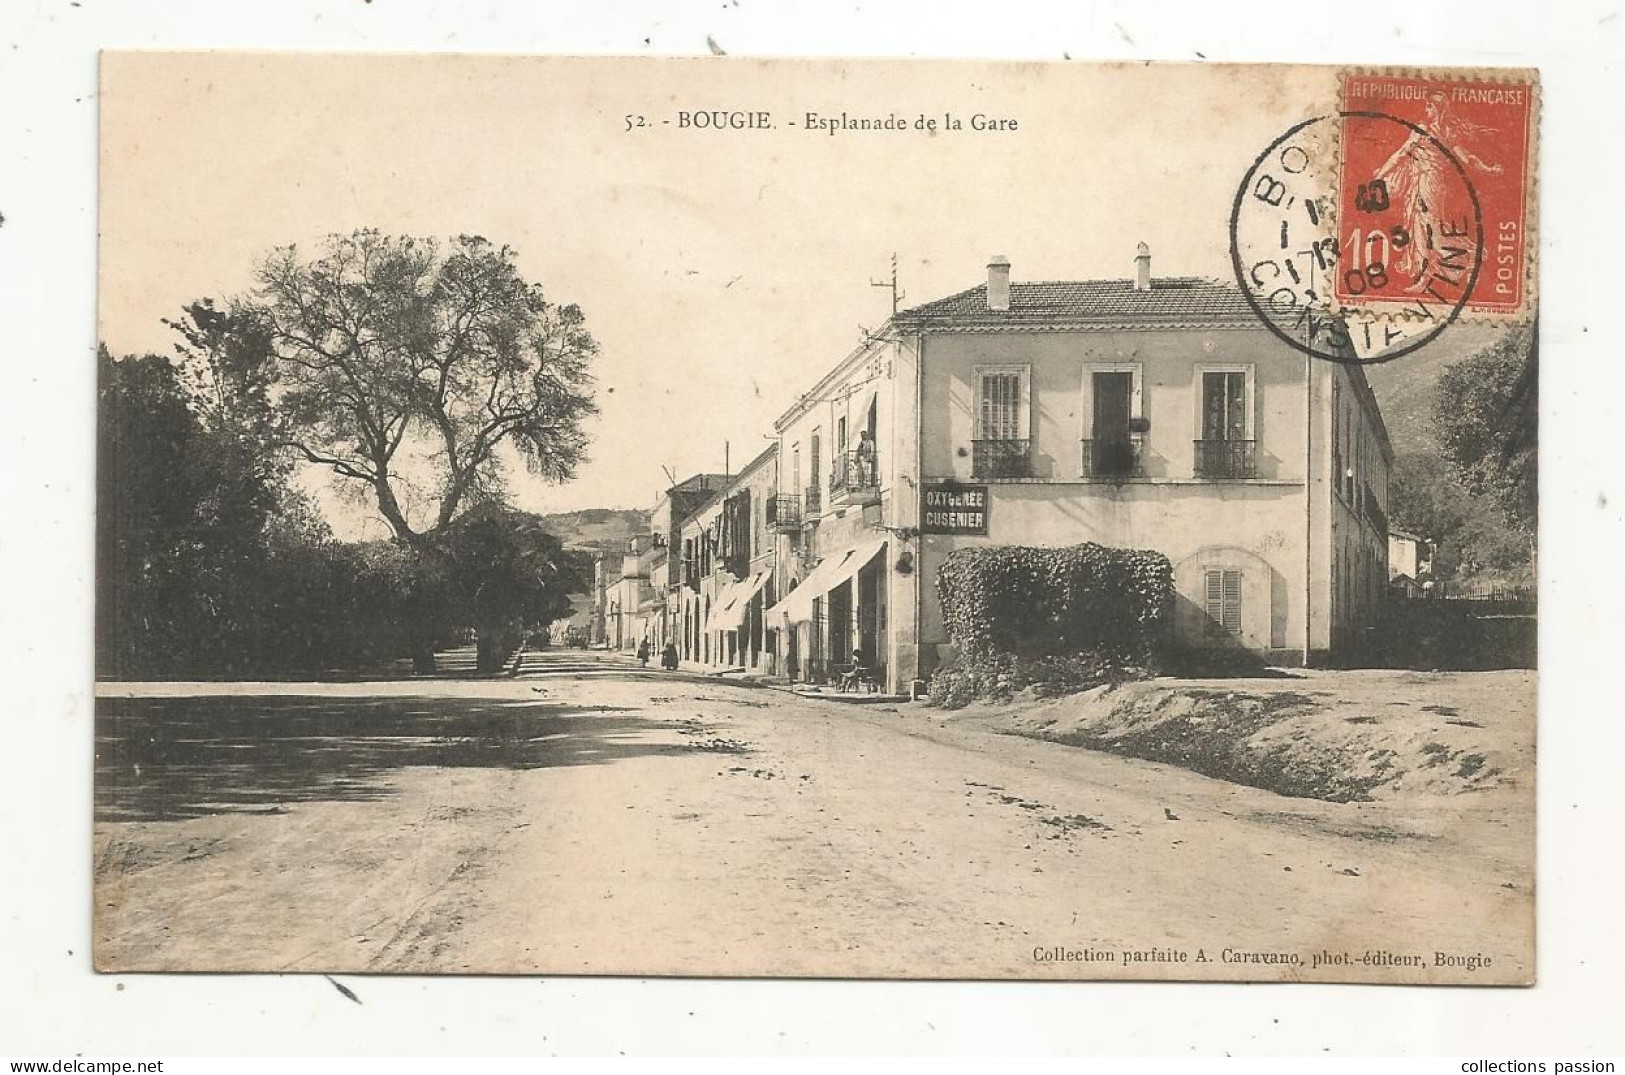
[705, 567, 773, 633]
[766, 535, 887, 625]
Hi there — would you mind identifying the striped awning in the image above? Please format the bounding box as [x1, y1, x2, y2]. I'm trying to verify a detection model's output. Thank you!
[705, 567, 773, 633]
[765, 535, 887, 625]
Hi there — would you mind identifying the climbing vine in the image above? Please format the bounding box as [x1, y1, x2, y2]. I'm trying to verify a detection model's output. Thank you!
[930, 543, 1173, 706]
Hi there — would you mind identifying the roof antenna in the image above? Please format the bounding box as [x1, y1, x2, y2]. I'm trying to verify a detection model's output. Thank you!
[870, 252, 905, 315]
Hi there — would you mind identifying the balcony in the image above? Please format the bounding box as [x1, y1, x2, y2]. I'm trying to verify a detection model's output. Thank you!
[1193, 439, 1258, 479]
[1081, 437, 1145, 479]
[828, 451, 880, 506]
[767, 494, 802, 531]
[1363, 481, 1388, 535]
[803, 484, 822, 519]
[971, 438, 1033, 480]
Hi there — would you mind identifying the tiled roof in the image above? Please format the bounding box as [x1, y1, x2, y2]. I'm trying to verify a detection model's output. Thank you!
[896, 277, 1258, 325]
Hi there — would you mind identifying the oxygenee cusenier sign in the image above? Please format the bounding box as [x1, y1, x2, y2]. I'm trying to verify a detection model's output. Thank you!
[921, 482, 989, 536]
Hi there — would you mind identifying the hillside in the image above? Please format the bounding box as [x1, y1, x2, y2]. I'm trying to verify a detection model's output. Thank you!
[536, 507, 650, 557]
[535, 507, 650, 632]
[1363, 322, 1514, 454]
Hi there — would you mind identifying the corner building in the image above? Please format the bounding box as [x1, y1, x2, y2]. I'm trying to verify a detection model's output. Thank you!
[763, 250, 1392, 693]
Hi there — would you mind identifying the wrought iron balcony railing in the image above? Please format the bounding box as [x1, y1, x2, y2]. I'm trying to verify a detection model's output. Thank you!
[1193, 439, 1258, 479]
[829, 450, 880, 493]
[971, 438, 1033, 480]
[767, 494, 802, 531]
[1363, 481, 1388, 535]
[1081, 437, 1145, 479]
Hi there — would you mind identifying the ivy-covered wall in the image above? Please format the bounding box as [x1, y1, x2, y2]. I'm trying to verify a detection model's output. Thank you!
[935, 542, 1174, 664]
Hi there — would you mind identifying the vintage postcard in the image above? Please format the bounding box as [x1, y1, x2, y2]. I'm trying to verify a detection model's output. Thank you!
[95, 54, 1538, 983]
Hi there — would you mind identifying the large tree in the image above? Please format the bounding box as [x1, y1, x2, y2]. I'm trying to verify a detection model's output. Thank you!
[435, 505, 594, 671]
[96, 346, 316, 677]
[249, 230, 598, 539]
[1434, 322, 1538, 540]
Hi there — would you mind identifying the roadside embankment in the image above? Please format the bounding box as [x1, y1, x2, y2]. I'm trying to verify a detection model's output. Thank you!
[948, 669, 1534, 803]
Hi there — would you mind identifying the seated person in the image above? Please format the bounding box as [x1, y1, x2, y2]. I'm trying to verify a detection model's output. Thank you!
[839, 648, 869, 692]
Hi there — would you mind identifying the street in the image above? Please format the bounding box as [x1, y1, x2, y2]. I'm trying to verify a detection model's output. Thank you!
[94, 652, 1533, 982]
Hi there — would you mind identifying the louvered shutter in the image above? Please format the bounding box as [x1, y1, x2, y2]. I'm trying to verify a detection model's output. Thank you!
[1221, 570, 1242, 634]
[1205, 569, 1243, 637]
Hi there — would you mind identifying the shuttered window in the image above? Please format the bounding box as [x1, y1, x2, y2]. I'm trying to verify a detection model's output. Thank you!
[979, 371, 1025, 440]
[1205, 569, 1243, 636]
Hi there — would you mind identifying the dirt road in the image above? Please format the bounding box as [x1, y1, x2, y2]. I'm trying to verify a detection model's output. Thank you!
[94, 655, 1533, 982]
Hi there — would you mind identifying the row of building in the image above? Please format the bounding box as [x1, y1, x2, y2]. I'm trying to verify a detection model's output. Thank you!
[577, 247, 1396, 693]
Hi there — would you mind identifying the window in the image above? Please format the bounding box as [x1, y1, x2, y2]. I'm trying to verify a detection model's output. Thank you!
[1332, 382, 1344, 500]
[971, 365, 1033, 479]
[976, 365, 1030, 440]
[1193, 364, 1257, 479]
[1205, 569, 1242, 637]
[1082, 363, 1144, 477]
[1202, 372, 1247, 441]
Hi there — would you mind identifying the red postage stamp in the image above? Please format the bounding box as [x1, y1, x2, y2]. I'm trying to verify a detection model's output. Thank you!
[1337, 72, 1536, 315]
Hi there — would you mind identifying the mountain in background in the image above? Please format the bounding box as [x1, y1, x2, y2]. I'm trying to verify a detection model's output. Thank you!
[535, 506, 650, 558]
[534, 507, 651, 633]
[1364, 322, 1513, 454]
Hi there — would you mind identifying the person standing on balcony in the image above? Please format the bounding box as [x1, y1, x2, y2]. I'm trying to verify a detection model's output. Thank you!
[855, 428, 876, 487]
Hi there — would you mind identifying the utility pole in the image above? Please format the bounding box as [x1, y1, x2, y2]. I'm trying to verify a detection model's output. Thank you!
[870, 252, 904, 315]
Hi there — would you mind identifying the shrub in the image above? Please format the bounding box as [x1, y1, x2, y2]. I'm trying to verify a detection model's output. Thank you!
[926, 651, 1144, 710]
[936, 543, 1172, 663]
[928, 543, 1173, 707]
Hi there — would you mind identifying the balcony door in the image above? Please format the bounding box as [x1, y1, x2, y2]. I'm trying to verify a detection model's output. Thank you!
[1202, 371, 1247, 442]
[1092, 371, 1134, 475]
[974, 365, 1031, 478]
[1197, 369, 1255, 478]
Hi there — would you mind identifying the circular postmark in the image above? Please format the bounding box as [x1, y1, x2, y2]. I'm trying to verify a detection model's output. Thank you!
[1229, 111, 1484, 365]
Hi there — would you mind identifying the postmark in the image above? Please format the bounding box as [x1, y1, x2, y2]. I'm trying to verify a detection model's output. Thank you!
[1229, 69, 1536, 364]
[1230, 112, 1482, 365]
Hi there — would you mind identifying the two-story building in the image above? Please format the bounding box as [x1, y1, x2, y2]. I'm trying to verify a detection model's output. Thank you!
[604, 534, 660, 652]
[674, 446, 779, 674]
[762, 248, 1393, 692]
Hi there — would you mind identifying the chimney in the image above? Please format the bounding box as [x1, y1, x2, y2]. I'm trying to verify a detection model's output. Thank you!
[1134, 242, 1151, 292]
[986, 255, 1011, 312]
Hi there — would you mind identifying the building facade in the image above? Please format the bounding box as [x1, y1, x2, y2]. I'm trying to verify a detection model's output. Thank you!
[761, 250, 1393, 691]
[585, 249, 1394, 690]
[674, 446, 779, 674]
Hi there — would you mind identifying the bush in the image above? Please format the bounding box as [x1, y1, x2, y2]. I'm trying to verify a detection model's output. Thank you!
[926, 652, 1144, 710]
[928, 543, 1173, 707]
[936, 543, 1172, 663]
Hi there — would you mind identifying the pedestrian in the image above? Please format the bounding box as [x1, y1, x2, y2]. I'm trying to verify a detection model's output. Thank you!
[637, 638, 651, 667]
[662, 642, 679, 670]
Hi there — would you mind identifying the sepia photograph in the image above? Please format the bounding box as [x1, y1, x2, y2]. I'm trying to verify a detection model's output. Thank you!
[93, 54, 1539, 984]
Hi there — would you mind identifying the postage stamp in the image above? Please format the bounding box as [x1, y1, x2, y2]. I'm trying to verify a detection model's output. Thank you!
[1338, 71, 1537, 316]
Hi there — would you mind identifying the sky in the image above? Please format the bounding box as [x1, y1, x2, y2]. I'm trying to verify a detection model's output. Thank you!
[99, 54, 1330, 538]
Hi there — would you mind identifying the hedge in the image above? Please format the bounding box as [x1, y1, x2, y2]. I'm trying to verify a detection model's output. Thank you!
[929, 543, 1173, 706]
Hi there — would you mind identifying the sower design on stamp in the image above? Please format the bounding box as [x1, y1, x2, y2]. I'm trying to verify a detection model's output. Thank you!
[1339, 73, 1536, 315]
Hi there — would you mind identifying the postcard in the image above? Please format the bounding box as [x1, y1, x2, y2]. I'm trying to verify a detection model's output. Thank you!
[95, 54, 1537, 982]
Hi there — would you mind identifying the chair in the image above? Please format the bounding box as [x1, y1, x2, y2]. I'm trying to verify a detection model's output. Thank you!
[838, 663, 877, 694]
